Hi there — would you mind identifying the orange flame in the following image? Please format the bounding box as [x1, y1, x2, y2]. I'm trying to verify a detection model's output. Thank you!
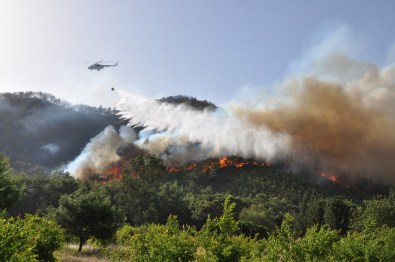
[106, 165, 124, 180]
[318, 171, 340, 184]
[92, 162, 127, 183]
[168, 156, 267, 173]
[167, 167, 181, 173]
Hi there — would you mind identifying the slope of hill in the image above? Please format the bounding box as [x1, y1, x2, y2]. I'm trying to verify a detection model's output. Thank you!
[158, 95, 217, 111]
[0, 91, 127, 172]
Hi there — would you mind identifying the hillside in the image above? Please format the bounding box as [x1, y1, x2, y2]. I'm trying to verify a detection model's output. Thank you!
[158, 95, 217, 111]
[0, 91, 127, 172]
[0, 92, 220, 174]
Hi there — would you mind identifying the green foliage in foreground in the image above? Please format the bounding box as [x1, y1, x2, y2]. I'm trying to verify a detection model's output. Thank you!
[263, 213, 395, 261]
[0, 153, 20, 210]
[105, 196, 262, 262]
[9, 172, 78, 217]
[56, 181, 124, 252]
[0, 213, 64, 262]
[2, 153, 395, 261]
[105, 197, 395, 262]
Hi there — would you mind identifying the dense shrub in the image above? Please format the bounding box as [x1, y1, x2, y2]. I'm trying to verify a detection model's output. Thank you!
[108, 216, 196, 261]
[0, 213, 64, 262]
[333, 226, 395, 261]
[107, 197, 263, 261]
[0, 153, 20, 210]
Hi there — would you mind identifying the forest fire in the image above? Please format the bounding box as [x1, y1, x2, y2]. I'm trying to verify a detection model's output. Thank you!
[219, 156, 266, 168]
[106, 164, 124, 180]
[167, 162, 197, 173]
[168, 156, 267, 173]
[317, 171, 355, 189]
[318, 171, 340, 184]
[91, 162, 127, 183]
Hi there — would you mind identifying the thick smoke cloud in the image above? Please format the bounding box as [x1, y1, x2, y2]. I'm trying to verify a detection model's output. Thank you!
[0, 92, 124, 172]
[235, 70, 395, 184]
[66, 125, 141, 179]
[117, 92, 290, 163]
[41, 143, 60, 154]
[114, 63, 395, 184]
[68, 26, 395, 185]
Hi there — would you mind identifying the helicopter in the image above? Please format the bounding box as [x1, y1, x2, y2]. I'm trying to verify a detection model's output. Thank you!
[88, 60, 118, 71]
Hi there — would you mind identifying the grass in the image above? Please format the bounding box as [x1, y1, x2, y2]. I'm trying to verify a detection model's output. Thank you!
[55, 243, 111, 262]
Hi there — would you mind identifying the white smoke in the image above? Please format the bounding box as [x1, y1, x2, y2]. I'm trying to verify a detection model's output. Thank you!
[66, 125, 138, 178]
[116, 91, 291, 164]
[66, 26, 395, 185]
[41, 143, 60, 154]
[114, 27, 395, 185]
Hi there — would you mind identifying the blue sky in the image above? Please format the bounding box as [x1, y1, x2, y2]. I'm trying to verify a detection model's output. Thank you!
[1, 0, 395, 107]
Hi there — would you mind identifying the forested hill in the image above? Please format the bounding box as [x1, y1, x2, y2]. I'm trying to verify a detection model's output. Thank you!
[158, 95, 217, 111]
[0, 92, 221, 173]
[0, 91, 126, 172]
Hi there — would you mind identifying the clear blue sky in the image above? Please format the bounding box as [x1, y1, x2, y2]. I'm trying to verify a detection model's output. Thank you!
[1, 0, 395, 107]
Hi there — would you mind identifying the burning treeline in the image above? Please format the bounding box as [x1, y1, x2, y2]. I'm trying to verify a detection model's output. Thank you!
[113, 61, 395, 185]
[167, 156, 267, 174]
[90, 156, 269, 183]
[66, 33, 395, 185]
[247, 65, 395, 183]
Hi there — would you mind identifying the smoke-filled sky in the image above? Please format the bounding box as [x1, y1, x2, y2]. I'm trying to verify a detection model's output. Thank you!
[1, 0, 395, 107]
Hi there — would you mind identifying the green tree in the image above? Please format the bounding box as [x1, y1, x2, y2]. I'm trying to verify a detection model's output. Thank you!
[333, 226, 395, 261]
[263, 213, 339, 261]
[239, 203, 279, 231]
[108, 196, 262, 262]
[294, 225, 339, 261]
[156, 181, 191, 224]
[0, 153, 20, 210]
[118, 215, 197, 262]
[306, 196, 325, 227]
[0, 212, 36, 262]
[0, 213, 64, 262]
[9, 172, 78, 216]
[324, 197, 352, 234]
[196, 196, 260, 261]
[21, 215, 65, 262]
[107, 154, 166, 225]
[56, 181, 124, 252]
[263, 213, 298, 261]
[361, 189, 395, 230]
[109, 174, 159, 226]
[217, 196, 239, 236]
[186, 189, 226, 227]
[125, 154, 166, 181]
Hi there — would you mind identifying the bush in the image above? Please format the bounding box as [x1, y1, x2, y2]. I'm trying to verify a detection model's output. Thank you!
[23, 215, 65, 262]
[195, 196, 263, 261]
[263, 213, 339, 261]
[333, 226, 395, 261]
[0, 214, 36, 261]
[107, 197, 263, 262]
[0, 153, 20, 210]
[0, 213, 64, 262]
[109, 215, 196, 262]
